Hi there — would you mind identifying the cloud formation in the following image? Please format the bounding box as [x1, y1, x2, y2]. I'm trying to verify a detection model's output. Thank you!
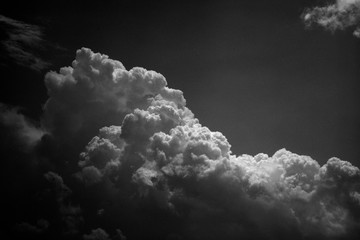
[302, 0, 360, 37]
[0, 15, 51, 71]
[43, 47, 185, 148]
[3, 48, 360, 239]
[66, 49, 359, 239]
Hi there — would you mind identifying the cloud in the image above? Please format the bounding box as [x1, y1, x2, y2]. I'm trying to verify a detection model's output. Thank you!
[83, 228, 111, 240]
[80, 115, 360, 238]
[42, 47, 186, 155]
[66, 49, 359, 239]
[4, 48, 360, 239]
[0, 103, 44, 150]
[0, 15, 51, 71]
[83, 228, 127, 240]
[44, 171, 83, 236]
[302, 0, 360, 38]
[14, 219, 49, 235]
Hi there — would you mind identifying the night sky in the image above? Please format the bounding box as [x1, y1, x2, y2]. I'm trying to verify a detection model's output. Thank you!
[1, 1, 360, 240]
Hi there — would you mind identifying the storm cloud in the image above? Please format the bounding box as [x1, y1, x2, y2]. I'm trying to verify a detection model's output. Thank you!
[2, 48, 360, 239]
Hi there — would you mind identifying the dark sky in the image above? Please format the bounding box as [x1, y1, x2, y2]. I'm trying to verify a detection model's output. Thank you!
[1, 0, 359, 165]
[1, 1, 360, 239]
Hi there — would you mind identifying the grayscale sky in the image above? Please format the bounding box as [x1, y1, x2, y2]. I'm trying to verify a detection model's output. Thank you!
[1, 1, 360, 240]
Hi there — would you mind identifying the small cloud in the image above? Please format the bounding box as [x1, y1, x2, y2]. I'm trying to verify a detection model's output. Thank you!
[113, 229, 127, 240]
[83, 228, 111, 240]
[302, 0, 360, 38]
[0, 103, 45, 150]
[15, 219, 49, 235]
[83, 228, 127, 240]
[0, 15, 51, 71]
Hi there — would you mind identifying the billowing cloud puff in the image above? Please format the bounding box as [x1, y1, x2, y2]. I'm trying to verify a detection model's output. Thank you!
[71, 49, 360, 240]
[302, 0, 360, 37]
[77, 126, 124, 185]
[42, 47, 185, 152]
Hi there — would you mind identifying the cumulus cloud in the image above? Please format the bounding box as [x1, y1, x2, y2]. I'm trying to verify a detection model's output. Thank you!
[76, 125, 125, 185]
[0, 15, 51, 70]
[65, 49, 360, 239]
[42, 47, 185, 152]
[5, 48, 360, 239]
[302, 0, 360, 37]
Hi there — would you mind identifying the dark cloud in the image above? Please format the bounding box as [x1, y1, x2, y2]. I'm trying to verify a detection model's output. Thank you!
[15, 219, 49, 235]
[44, 171, 83, 236]
[0, 103, 44, 150]
[83, 228, 127, 240]
[83, 228, 111, 240]
[0, 15, 51, 71]
[302, 0, 360, 37]
[2, 48, 360, 239]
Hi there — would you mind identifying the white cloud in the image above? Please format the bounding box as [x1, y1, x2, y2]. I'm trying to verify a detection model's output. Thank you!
[302, 0, 360, 37]
[42, 48, 186, 151]
[33, 48, 360, 239]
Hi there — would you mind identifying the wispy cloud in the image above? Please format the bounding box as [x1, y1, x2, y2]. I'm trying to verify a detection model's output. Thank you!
[0, 103, 45, 150]
[302, 0, 360, 38]
[0, 15, 51, 71]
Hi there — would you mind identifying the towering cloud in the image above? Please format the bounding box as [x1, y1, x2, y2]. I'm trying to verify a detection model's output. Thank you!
[3, 48, 360, 239]
[302, 0, 360, 37]
[43, 48, 185, 150]
[64, 49, 359, 239]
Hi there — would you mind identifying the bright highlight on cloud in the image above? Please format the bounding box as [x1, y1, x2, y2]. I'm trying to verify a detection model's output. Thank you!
[302, 0, 360, 37]
[3, 48, 360, 239]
